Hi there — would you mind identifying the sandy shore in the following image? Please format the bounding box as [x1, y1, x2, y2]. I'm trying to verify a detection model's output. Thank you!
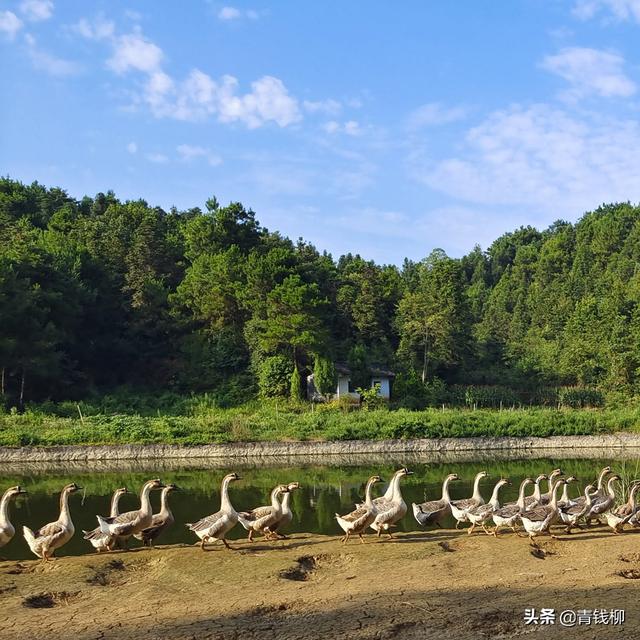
[2, 525, 639, 640]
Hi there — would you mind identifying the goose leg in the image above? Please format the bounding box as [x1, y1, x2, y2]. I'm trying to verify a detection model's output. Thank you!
[387, 531, 394, 540]
[247, 530, 254, 543]
[200, 535, 208, 550]
[222, 539, 235, 550]
[358, 533, 365, 544]
[467, 524, 475, 535]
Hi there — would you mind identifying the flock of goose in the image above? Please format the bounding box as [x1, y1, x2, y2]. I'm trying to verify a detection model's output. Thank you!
[0, 465, 637, 561]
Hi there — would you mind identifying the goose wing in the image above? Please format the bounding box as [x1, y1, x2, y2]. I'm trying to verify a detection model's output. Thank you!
[137, 513, 173, 542]
[416, 499, 446, 515]
[34, 521, 67, 546]
[188, 510, 224, 535]
[451, 497, 479, 511]
[340, 505, 368, 524]
[494, 504, 519, 518]
[104, 510, 141, 536]
[521, 506, 551, 522]
[239, 505, 273, 522]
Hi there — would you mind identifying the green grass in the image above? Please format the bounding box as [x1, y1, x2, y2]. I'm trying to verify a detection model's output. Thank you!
[1, 399, 640, 447]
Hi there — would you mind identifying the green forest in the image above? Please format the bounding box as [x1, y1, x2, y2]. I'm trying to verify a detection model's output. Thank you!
[1, 176, 640, 417]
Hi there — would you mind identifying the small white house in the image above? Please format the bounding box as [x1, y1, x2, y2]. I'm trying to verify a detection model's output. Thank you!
[307, 363, 395, 401]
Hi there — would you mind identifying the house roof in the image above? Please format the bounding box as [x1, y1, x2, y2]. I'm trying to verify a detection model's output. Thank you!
[335, 362, 395, 378]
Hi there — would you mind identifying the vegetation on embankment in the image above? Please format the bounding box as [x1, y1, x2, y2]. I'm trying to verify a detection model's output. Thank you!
[1, 400, 639, 447]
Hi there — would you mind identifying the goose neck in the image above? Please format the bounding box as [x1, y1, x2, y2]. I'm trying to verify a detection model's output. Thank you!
[441, 477, 453, 503]
[549, 480, 563, 510]
[220, 477, 234, 512]
[517, 481, 531, 509]
[110, 492, 124, 517]
[364, 479, 377, 508]
[59, 488, 72, 524]
[471, 474, 484, 501]
[0, 492, 11, 524]
[597, 470, 609, 491]
[139, 484, 154, 516]
[270, 487, 282, 510]
[489, 483, 504, 508]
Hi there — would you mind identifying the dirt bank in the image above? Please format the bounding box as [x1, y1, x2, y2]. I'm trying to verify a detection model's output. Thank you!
[1, 525, 639, 640]
[2, 433, 640, 464]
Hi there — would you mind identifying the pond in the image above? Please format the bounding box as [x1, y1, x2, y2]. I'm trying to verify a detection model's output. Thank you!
[1, 454, 639, 561]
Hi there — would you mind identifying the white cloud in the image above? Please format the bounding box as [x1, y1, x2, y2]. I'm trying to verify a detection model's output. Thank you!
[0, 11, 23, 39]
[414, 104, 640, 216]
[19, 0, 53, 22]
[146, 152, 169, 164]
[218, 6, 242, 20]
[107, 31, 163, 74]
[573, 0, 640, 22]
[126, 141, 137, 154]
[407, 103, 468, 129]
[73, 21, 302, 128]
[323, 119, 362, 136]
[303, 98, 342, 115]
[72, 16, 114, 41]
[218, 6, 259, 20]
[542, 47, 636, 99]
[176, 143, 222, 166]
[24, 33, 81, 76]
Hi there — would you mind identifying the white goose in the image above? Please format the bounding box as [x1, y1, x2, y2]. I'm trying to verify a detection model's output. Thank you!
[573, 466, 611, 508]
[135, 483, 179, 547]
[271, 481, 300, 538]
[450, 471, 488, 528]
[603, 482, 639, 534]
[491, 477, 533, 536]
[559, 484, 596, 533]
[585, 475, 620, 524]
[83, 486, 129, 552]
[523, 474, 547, 509]
[97, 479, 164, 547]
[520, 478, 566, 540]
[0, 485, 27, 550]
[336, 475, 383, 544]
[557, 476, 578, 509]
[412, 473, 457, 527]
[370, 467, 413, 538]
[467, 479, 510, 535]
[537, 469, 563, 505]
[23, 483, 82, 561]
[238, 484, 290, 542]
[187, 472, 240, 550]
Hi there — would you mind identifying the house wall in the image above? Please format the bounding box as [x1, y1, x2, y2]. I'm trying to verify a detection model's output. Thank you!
[371, 377, 391, 399]
[336, 375, 351, 397]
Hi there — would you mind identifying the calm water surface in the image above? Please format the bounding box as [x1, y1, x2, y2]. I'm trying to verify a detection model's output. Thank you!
[1, 455, 638, 560]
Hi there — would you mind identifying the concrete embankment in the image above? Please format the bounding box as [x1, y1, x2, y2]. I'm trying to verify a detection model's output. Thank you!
[1, 433, 640, 467]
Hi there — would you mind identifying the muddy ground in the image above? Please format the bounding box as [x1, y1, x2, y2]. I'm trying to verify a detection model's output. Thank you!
[1, 525, 639, 640]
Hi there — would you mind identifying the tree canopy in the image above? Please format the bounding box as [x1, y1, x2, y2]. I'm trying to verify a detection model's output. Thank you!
[1, 177, 639, 407]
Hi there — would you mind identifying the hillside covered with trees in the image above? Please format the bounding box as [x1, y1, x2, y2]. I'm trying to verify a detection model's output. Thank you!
[1, 177, 639, 411]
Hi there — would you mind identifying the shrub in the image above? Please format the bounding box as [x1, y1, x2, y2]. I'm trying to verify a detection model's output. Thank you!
[313, 355, 336, 397]
[558, 387, 604, 408]
[290, 365, 303, 400]
[258, 356, 294, 398]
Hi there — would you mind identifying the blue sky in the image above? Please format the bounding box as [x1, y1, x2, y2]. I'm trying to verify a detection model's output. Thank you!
[2, 1, 640, 264]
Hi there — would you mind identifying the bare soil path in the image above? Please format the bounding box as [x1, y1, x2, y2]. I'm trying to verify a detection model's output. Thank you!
[1, 526, 639, 639]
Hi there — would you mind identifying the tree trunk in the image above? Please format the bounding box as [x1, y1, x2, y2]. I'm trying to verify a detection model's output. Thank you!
[422, 329, 429, 383]
[0, 367, 4, 396]
[19, 368, 25, 411]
